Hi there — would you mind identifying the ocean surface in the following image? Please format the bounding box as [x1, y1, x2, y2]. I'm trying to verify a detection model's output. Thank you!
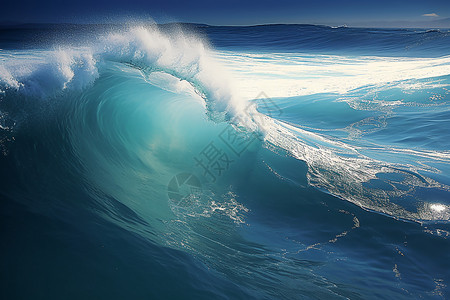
[1, 23, 449, 299]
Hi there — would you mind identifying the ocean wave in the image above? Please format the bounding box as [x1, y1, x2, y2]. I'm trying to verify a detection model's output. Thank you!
[1, 25, 449, 225]
[1, 23, 450, 299]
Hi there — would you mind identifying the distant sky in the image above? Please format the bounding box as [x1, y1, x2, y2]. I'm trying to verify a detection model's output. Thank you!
[1, 0, 449, 26]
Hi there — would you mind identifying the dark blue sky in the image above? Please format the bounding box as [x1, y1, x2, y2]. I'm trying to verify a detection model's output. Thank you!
[1, 0, 449, 26]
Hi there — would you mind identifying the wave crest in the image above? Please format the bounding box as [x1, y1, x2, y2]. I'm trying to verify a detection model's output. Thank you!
[0, 25, 247, 121]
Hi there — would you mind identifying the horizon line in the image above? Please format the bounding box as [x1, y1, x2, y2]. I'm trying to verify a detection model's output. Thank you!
[0, 20, 449, 30]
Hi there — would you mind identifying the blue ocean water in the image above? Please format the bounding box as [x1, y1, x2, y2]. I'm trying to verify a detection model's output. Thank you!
[0, 23, 449, 299]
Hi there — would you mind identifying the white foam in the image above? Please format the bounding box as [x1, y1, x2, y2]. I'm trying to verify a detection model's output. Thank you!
[259, 113, 450, 221]
[0, 48, 98, 97]
[214, 51, 450, 99]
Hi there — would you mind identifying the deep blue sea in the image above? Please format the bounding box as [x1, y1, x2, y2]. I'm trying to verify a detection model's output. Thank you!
[1, 23, 449, 299]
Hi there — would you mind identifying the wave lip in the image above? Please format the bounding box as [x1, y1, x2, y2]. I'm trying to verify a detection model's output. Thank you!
[0, 26, 251, 124]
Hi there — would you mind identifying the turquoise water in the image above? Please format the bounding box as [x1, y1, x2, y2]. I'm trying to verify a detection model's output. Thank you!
[0, 23, 449, 299]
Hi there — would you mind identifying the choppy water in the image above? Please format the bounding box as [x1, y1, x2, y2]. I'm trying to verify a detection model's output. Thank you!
[1, 23, 449, 299]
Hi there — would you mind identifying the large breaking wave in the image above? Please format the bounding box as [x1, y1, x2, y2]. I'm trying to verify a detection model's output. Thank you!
[2, 23, 450, 298]
[1, 25, 449, 226]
